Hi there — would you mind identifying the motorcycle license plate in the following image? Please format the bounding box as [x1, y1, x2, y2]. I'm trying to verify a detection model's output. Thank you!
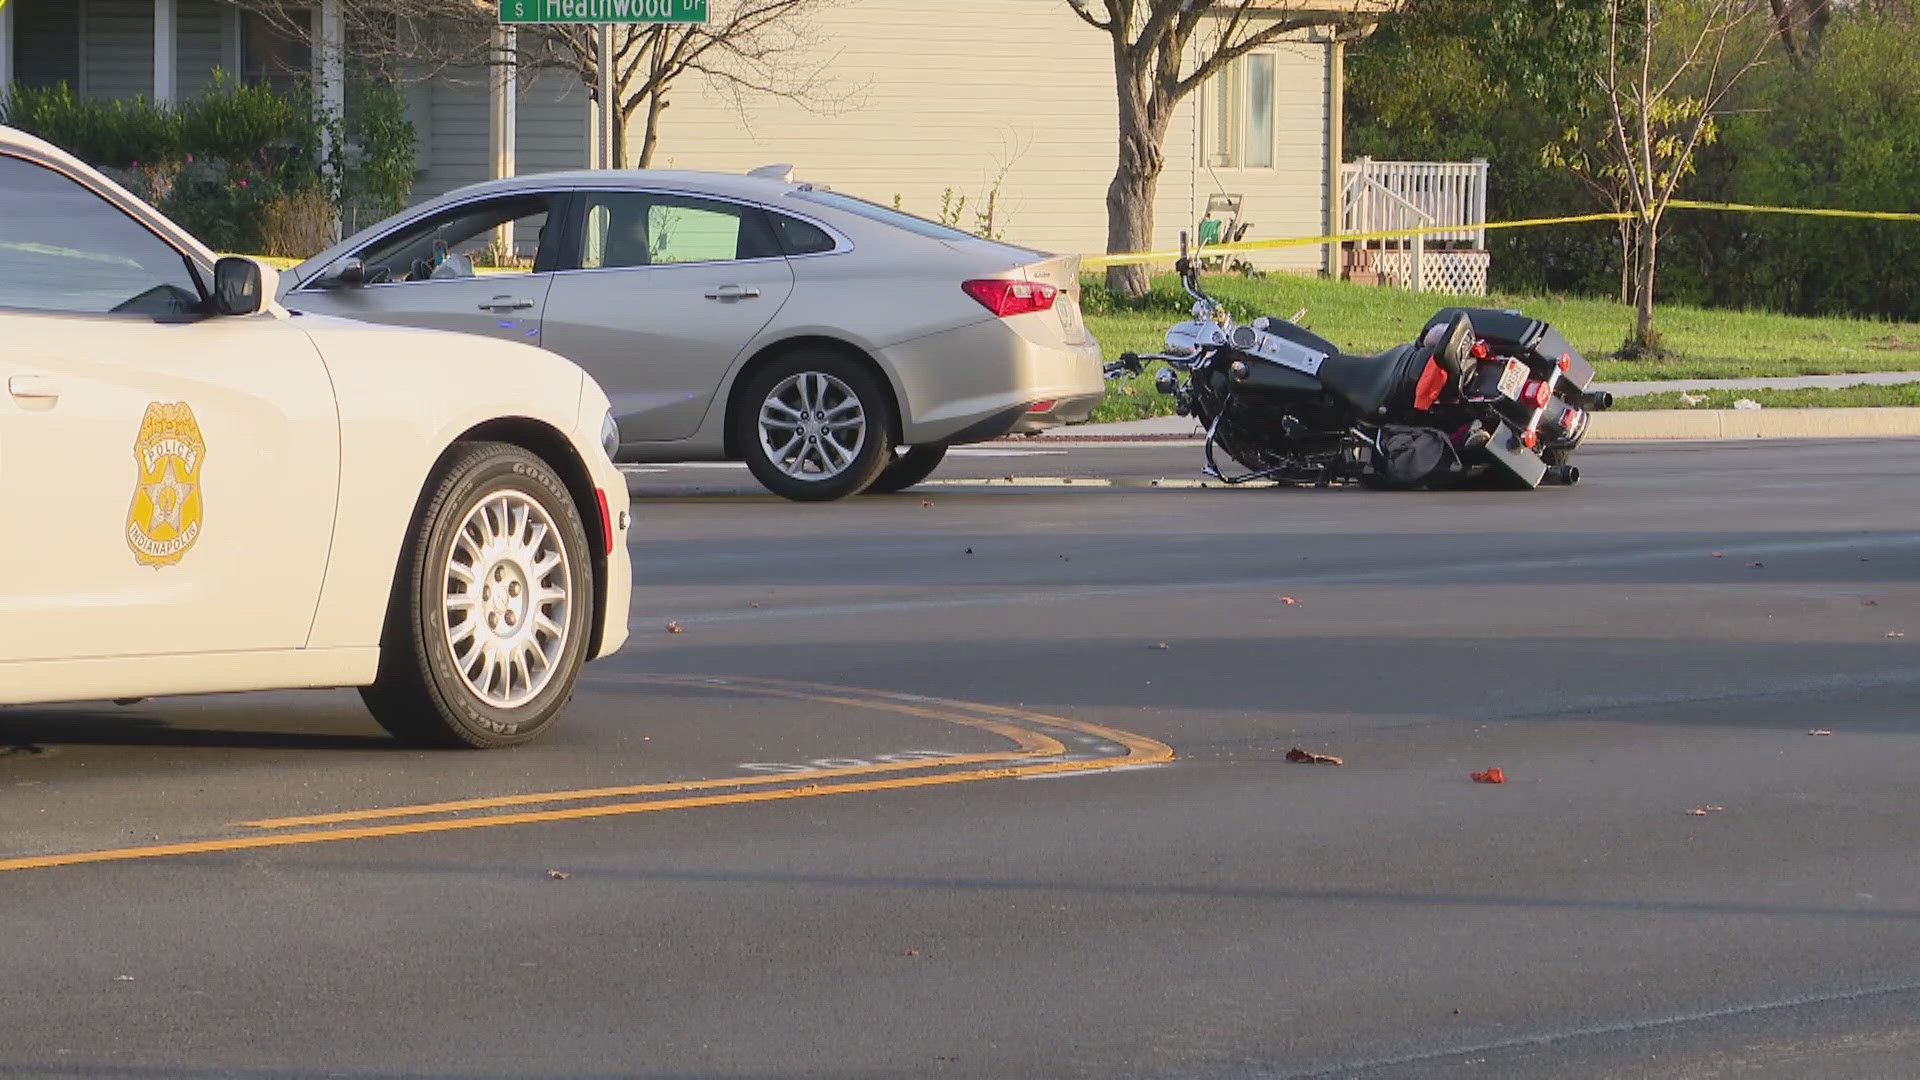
[1495, 359, 1529, 401]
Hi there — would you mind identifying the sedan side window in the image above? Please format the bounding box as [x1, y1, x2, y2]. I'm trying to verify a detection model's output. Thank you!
[578, 193, 781, 270]
[0, 155, 203, 316]
[355, 196, 553, 285]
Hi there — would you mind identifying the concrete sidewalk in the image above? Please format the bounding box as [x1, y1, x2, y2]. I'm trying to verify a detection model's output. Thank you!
[1599, 370, 1920, 397]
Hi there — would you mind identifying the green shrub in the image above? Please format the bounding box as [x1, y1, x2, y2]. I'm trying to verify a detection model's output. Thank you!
[2, 74, 414, 257]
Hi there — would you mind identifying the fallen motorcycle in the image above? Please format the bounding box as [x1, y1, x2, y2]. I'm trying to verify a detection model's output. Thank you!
[1104, 237, 1612, 489]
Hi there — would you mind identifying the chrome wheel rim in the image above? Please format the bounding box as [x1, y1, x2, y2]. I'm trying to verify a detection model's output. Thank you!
[758, 372, 866, 480]
[442, 490, 572, 709]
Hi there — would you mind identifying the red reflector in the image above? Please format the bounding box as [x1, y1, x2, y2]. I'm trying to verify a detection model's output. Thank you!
[1522, 430, 1540, 450]
[1026, 400, 1057, 413]
[962, 279, 1059, 318]
[1470, 339, 1490, 360]
[595, 488, 614, 555]
[1558, 354, 1572, 372]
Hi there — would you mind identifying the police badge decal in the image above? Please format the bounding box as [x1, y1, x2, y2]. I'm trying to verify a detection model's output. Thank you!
[127, 402, 206, 567]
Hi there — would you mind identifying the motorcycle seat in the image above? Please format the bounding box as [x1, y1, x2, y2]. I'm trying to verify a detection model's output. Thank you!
[1318, 345, 1421, 417]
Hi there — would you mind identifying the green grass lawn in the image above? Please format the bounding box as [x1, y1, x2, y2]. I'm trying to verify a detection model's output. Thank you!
[1616, 384, 1920, 410]
[1085, 274, 1920, 423]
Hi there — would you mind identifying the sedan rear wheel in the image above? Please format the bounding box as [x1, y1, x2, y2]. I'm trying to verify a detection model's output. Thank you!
[865, 444, 949, 494]
[361, 441, 594, 748]
[738, 350, 894, 501]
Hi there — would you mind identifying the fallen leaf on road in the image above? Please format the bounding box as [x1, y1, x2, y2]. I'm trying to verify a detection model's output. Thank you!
[547, 870, 573, 880]
[1686, 806, 1726, 816]
[1278, 596, 1300, 606]
[1471, 767, 1507, 785]
[1887, 631, 1907, 639]
[1004, 475, 1015, 483]
[1862, 600, 1880, 607]
[1151, 642, 1170, 651]
[964, 547, 973, 555]
[1286, 748, 1344, 766]
[750, 602, 760, 608]
[1747, 561, 1766, 569]
[1809, 729, 1833, 736]
[904, 949, 921, 957]
[920, 499, 934, 508]
[666, 622, 683, 634]
[1712, 552, 1725, 559]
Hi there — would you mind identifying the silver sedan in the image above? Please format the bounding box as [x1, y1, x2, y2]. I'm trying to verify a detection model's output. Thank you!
[282, 170, 1106, 501]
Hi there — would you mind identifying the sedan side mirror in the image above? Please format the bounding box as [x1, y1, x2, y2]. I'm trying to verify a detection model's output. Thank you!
[212, 256, 278, 316]
[317, 256, 368, 289]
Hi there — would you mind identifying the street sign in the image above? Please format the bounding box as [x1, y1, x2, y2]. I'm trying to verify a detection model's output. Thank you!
[499, 0, 709, 23]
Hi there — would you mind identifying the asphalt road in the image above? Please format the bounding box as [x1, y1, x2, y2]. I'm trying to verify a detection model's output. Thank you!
[5, 439, 1920, 1079]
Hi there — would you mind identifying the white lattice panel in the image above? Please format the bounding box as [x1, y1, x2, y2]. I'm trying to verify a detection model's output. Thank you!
[1376, 250, 1490, 295]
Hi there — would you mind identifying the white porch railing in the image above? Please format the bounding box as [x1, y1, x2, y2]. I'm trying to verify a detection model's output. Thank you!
[1341, 158, 1489, 248]
[1340, 158, 1490, 294]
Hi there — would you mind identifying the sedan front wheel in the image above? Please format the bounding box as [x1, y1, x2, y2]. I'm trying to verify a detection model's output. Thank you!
[737, 350, 895, 502]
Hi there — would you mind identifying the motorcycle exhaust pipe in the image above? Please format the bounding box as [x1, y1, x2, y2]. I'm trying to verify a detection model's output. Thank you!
[1582, 390, 1615, 411]
[1544, 464, 1581, 486]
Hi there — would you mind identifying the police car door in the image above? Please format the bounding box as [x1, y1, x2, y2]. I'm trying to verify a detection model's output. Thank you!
[0, 153, 339, 663]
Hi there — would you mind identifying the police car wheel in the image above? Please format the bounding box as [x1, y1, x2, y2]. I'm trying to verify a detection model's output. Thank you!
[361, 441, 595, 748]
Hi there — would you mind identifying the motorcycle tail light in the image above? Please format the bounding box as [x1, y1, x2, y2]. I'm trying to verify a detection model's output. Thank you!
[1522, 380, 1552, 408]
[1470, 339, 1490, 360]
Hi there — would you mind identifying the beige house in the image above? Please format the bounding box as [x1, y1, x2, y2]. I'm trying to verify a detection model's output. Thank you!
[638, 1, 1346, 271]
[0, 1, 1362, 269]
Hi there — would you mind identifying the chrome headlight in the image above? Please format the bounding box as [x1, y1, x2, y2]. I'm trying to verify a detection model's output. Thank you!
[600, 409, 620, 460]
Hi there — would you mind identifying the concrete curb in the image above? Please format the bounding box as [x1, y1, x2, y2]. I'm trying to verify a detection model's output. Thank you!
[1588, 407, 1920, 440]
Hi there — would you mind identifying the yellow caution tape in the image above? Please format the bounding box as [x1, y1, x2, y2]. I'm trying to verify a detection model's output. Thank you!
[1083, 201, 1920, 270]
[1668, 199, 1920, 222]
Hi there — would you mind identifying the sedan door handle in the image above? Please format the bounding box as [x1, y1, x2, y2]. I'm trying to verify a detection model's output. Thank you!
[8, 375, 61, 401]
[479, 296, 536, 312]
[703, 286, 762, 302]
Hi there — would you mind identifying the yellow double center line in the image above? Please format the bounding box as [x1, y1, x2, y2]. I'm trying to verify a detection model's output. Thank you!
[0, 676, 1173, 874]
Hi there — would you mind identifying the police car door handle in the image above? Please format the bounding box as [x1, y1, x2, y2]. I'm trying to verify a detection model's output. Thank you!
[8, 375, 60, 401]
[479, 296, 535, 312]
[704, 286, 761, 302]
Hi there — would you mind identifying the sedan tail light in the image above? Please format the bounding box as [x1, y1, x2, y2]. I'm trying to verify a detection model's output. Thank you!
[962, 279, 1058, 318]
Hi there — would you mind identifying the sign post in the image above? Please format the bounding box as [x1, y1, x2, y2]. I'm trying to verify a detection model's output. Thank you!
[497, 0, 710, 170]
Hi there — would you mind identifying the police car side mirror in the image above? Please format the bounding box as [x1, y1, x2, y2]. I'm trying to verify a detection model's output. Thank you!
[212, 256, 276, 316]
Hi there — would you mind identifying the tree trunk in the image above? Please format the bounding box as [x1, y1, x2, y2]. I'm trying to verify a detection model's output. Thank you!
[634, 91, 668, 168]
[1633, 216, 1659, 349]
[1104, 80, 1168, 299]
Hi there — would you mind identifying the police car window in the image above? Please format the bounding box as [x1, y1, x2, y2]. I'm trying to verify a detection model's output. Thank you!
[356, 196, 549, 283]
[770, 213, 837, 256]
[0, 155, 202, 316]
[578, 193, 780, 269]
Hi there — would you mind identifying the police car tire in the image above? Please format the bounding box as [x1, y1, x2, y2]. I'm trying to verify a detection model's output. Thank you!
[361, 441, 595, 749]
[864, 444, 949, 494]
[736, 350, 895, 502]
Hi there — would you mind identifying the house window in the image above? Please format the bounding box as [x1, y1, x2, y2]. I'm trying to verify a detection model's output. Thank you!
[1207, 53, 1275, 170]
[241, 11, 311, 94]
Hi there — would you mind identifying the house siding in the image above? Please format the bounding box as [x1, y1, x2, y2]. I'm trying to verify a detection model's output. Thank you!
[13, 0, 83, 91]
[514, 69, 590, 178]
[641, 0, 1328, 269]
[81, 0, 154, 102]
[177, 0, 228, 97]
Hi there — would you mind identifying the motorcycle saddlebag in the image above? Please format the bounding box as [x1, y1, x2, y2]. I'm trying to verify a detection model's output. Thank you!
[1370, 426, 1459, 489]
[1421, 308, 1596, 392]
